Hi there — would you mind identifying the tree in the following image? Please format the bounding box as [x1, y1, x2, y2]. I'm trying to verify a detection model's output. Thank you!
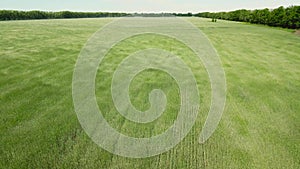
[269, 6, 286, 27]
[195, 6, 300, 29]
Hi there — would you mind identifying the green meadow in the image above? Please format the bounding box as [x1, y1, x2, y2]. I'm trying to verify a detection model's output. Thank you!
[1, 18, 299, 168]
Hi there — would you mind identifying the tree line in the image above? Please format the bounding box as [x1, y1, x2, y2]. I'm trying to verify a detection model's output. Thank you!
[132, 13, 175, 17]
[195, 6, 300, 29]
[1, 6, 299, 29]
[0, 10, 129, 20]
[0, 10, 196, 20]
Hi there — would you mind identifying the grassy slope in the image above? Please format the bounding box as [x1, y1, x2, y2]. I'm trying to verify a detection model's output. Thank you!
[189, 18, 300, 168]
[0, 18, 299, 169]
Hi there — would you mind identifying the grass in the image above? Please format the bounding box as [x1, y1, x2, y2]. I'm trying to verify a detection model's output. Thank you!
[1, 17, 299, 168]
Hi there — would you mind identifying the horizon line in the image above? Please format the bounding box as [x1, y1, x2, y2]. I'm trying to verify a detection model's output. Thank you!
[1, 4, 298, 14]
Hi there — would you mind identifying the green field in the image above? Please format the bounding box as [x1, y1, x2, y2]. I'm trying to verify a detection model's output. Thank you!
[1, 18, 299, 168]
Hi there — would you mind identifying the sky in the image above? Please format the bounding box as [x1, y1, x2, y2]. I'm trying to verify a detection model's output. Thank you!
[0, 0, 299, 13]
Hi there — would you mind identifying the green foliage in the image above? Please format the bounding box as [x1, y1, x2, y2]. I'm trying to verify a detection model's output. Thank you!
[132, 13, 175, 17]
[0, 10, 195, 20]
[0, 10, 130, 20]
[196, 6, 300, 29]
[175, 12, 193, 17]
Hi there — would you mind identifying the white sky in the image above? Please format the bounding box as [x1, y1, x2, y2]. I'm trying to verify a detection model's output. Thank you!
[0, 0, 299, 13]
